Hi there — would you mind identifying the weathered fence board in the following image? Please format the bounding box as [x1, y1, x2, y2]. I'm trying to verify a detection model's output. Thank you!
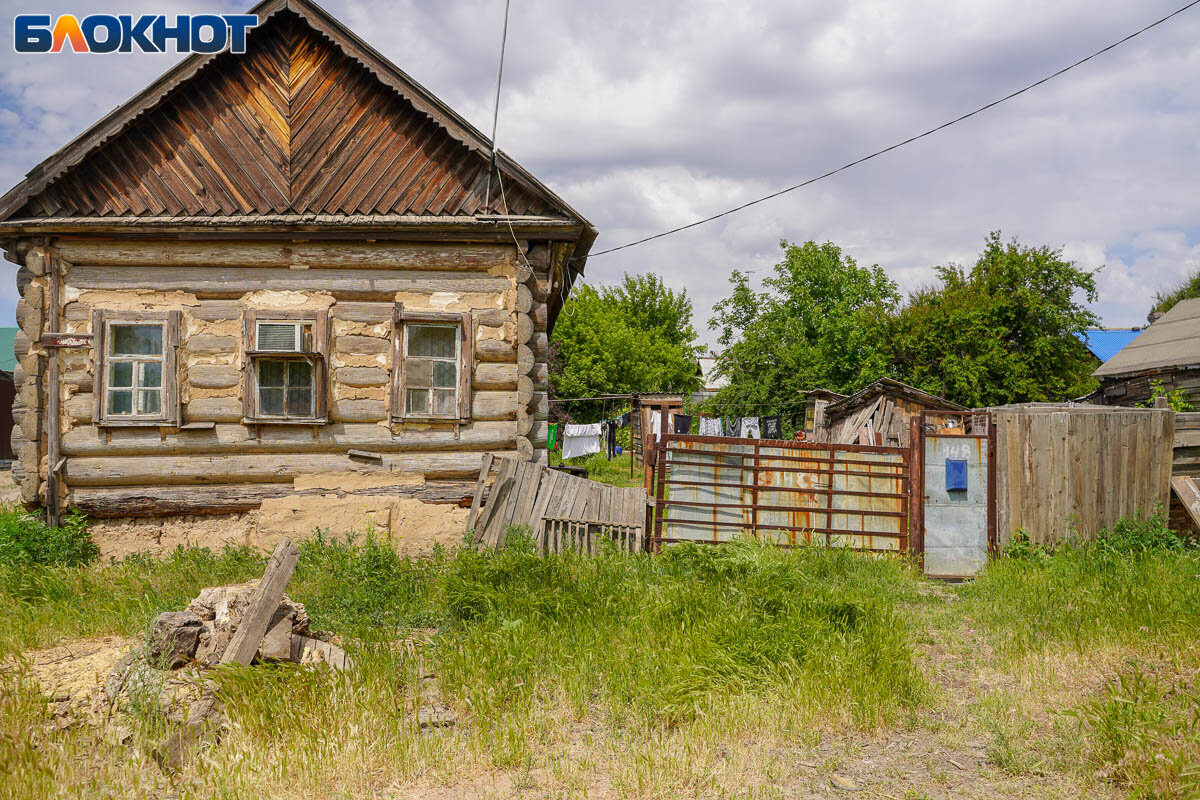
[991, 404, 1174, 544]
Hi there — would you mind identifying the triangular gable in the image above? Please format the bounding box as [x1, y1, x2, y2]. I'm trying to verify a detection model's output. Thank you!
[0, 0, 586, 223]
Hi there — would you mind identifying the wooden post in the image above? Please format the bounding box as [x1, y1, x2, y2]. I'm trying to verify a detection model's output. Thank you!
[44, 245, 61, 527]
[221, 538, 302, 665]
[750, 443, 760, 542]
[909, 415, 924, 564]
[466, 453, 494, 533]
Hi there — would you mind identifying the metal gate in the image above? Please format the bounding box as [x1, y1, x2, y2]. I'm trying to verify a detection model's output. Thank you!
[913, 412, 996, 578]
[649, 434, 914, 552]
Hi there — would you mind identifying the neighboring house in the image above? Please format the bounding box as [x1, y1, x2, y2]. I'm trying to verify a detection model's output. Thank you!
[807, 378, 967, 447]
[0, 0, 594, 522]
[1076, 328, 1143, 365]
[1090, 298, 1200, 407]
[691, 355, 729, 404]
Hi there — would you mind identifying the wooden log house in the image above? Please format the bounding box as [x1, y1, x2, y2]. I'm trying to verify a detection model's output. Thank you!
[0, 0, 595, 525]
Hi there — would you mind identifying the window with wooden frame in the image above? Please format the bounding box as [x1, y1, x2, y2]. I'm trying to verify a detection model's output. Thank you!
[92, 310, 181, 426]
[391, 306, 473, 421]
[242, 310, 329, 424]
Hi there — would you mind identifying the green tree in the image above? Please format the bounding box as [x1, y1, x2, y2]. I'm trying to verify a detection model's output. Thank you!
[550, 273, 702, 421]
[886, 232, 1099, 406]
[1152, 266, 1200, 315]
[707, 240, 899, 428]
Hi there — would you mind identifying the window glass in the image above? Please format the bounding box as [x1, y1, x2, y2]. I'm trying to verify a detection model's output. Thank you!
[259, 360, 285, 387]
[260, 388, 285, 415]
[110, 362, 133, 388]
[407, 388, 429, 415]
[432, 388, 456, 416]
[407, 325, 456, 359]
[140, 390, 161, 415]
[110, 325, 162, 356]
[433, 361, 457, 388]
[256, 358, 315, 417]
[287, 387, 313, 416]
[141, 362, 162, 388]
[108, 390, 133, 415]
[288, 360, 312, 386]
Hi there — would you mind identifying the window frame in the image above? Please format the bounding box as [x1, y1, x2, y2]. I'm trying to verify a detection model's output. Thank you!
[242, 309, 329, 425]
[92, 309, 180, 427]
[391, 305, 473, 423]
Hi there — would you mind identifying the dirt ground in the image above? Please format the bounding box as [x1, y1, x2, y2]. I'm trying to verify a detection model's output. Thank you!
[17, 587, 1121, 799]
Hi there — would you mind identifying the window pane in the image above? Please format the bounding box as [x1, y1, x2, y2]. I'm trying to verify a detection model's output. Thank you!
[257, 323, 299, 351]
[141, 362, 162, 388]
[432, 388, 456, 416]
[110, 361, 133, 388]
[260, 387, 284, 415]
[259, 360, 285, 387]
[111, 325, 162, 355]
[140, 389, 161, 415]
[287, 360, 313, 387]
[287, 387, 313, 417]
[405, 359, 433, 388]
[407, 325, 456, 359]
[406, 388, 429, 414]
[108, 390, 132, 415]
[433, 361, 457, 389]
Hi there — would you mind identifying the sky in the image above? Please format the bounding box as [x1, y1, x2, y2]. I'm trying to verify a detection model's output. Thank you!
[1, 0, 1198, 349]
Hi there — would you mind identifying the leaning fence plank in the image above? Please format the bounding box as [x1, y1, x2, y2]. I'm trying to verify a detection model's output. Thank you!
[221, 538, 301, 665]
[466, 453, 494, 534]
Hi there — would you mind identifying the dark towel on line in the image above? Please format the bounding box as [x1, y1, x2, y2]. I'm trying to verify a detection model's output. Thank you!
[763, 415, 782, 440]
[673, 414, 693, 434]
[726, 417, 742, 438]
[616, 411, 630, 428]
[606, 420, 618, 459]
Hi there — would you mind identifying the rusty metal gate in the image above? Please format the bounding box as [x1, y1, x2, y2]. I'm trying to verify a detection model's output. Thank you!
[649, 434, 914, 552]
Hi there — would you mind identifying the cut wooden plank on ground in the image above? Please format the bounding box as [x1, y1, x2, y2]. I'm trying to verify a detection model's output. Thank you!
[1172, 476, 1200, 530]
[466, 453, 494, 533]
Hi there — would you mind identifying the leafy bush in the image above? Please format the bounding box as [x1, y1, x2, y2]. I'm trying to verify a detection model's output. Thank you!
[1094, 511, 1193, 555]
[0, 507, 97, 567]
[1001, 529, 1051, 561]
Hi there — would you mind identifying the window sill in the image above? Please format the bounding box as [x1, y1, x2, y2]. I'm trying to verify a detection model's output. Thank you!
[242, 417, 328, 426]
[391, 416, 468, 424]
[97, 419, 177, 428]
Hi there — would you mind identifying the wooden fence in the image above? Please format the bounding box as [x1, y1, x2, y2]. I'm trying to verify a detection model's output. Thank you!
[650, 434, 911, 552]
[991, 404, 1175, 544]
[541, 518, 644, 555]
[1172, 412, 1200, 537]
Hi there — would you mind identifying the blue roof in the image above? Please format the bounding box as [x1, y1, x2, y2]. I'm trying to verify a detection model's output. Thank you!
[1076, 328, 1142, 363]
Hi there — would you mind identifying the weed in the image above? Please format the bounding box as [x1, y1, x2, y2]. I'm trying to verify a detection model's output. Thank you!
[0, 507, 97, 568]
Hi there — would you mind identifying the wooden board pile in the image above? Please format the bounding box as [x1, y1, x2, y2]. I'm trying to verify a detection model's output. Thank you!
[467, 456, 647, 553]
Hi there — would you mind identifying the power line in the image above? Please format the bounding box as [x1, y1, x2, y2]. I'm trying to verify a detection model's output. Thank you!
[483, 0, 513, 210]
[580, 0, 1200, 261]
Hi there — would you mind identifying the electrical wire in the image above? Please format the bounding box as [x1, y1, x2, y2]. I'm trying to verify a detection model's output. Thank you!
[578, 0, 1200, 261]
[483, 0, 513, 210]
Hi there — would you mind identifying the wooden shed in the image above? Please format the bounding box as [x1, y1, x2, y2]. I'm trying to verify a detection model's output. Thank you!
[0, 0, 595, 528]
[809, 378, 967, 447]
[1090, 298, 1200, 407]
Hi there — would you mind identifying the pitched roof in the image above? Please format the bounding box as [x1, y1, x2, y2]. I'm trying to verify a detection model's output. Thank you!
[1093, 298, 1200, 378]
[826, 377, 966, 418]
[1076, 328, 1143, 363]
[0, 0, 592, 236]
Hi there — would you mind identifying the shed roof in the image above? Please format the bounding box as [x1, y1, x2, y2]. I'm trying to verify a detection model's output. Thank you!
[826, 377, 966, 418]
[1092, 298, 1200, 378]
[0, 0, 593, 241]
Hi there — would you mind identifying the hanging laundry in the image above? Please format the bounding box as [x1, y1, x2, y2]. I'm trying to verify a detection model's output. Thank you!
[650, 411, 662, 440]
[547, 422, 559, 452]
[699, 416, 723, 436]
[616, 411, 631, 428]
[606, 420, 618, 459]
[726, 417, 742, 438]
[741, 417, 761, 439]
[762, 415, 782, 440]
[673, 414, 692, 434]
[561, 422, 602, 460]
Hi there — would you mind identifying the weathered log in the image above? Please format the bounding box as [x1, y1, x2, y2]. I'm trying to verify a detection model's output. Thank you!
[63, 395, 91, 421]
[186, 334, 238, 354]
[334, 334, 388, 355]
[188, 300, 243, 321]
[476, 338, 516, 363]
[16, 266, 32, 297]
[516, 436, 533, 461]
[15, 298, 42, 339]
[473, 308, 509, 327]
[331, 399, 386, 422]
[516, 313, 534, 344]
[516, 415, 534, 437]
[473, 362, 518, 390]
[62, 370, 92, 390]
[531, 391, 549, 420]
[63, 451, 510, 486]
[24, 246, 46, 276]
[67, 266, 509, 299]
[13, 331, 30, 359]
[70, 480, 477, 518]
[517, 376, 534, 406]
[187, 364, 240, 389]
[184, 397, 243, 422]
[517, 344, 534, 375]
[533, 302, 548, 332]
[515, 284, 533, 314]
[55, 241, 515, 270]
[60, 420, 518, 456]
[532, 279, 551, 303]
[335, 366, 387, 387]
[473, 391, 518, 421]
[331, 302, 393, 323]
[529, 363, 549, 386]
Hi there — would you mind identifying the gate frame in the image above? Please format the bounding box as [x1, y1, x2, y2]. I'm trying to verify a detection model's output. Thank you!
[911, 410, 998, 571]
[649, 432, 912, 554]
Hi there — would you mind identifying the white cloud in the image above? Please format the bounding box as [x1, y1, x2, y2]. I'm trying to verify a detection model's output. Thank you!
[0, 0, 1197, 345]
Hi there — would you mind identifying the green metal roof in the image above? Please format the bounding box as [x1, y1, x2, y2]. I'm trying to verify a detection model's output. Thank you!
[0, 327, 17, 373]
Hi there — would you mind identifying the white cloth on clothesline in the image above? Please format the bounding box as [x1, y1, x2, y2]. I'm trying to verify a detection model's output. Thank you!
[562, 423, 603, 460]
[650, 411, 662, 441]
[699, 417, 723, 436]
[740, 417, 761, 439]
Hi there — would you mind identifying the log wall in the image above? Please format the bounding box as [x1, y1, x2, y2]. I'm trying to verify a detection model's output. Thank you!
[8, 236, 556, 518]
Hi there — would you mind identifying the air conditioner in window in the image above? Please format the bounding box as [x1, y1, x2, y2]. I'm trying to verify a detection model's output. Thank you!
[257, 321, 314, 352]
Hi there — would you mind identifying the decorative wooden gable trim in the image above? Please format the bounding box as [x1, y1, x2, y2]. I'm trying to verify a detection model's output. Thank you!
[0, 0, 590, 228]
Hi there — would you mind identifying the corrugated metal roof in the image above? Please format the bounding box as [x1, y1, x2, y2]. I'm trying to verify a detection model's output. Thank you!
[1076, 328, 1143, 363]
[1093, 297, 1200, 378]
